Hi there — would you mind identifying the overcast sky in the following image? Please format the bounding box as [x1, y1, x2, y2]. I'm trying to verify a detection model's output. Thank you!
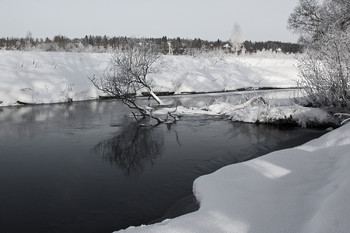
[0, 0, 300, 42]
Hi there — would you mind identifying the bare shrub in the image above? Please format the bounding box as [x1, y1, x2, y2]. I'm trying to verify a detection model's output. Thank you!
[296, 28, 350, 110]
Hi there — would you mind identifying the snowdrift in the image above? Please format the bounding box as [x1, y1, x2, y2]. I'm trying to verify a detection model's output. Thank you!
[115, 123, 350, 233]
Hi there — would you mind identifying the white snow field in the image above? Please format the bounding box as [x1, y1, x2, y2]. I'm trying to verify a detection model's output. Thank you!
[0, 51, 108, 105]
[115, 122, 350, 233]
[0, 51, 297, 106]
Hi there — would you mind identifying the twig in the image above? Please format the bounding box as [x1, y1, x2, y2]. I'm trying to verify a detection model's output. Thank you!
[335, 113, 350, 125]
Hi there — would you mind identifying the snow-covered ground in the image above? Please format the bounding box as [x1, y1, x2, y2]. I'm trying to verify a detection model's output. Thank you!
[1, 50, 348, 233]
[156, 90, 336, 127]
[0, 50, 297, 106]
[0, 51, 108, 105]
[115, 122, 350, 233]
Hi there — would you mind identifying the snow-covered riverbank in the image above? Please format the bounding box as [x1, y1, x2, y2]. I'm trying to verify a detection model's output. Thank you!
[115, 121, 350, 233]
[0, 51, 297, 106]
[155, 90, 337, 127]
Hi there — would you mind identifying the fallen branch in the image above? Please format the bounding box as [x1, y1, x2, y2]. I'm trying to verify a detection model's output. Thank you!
[165, 105, 179, 123]
[335, 113, 350, 125]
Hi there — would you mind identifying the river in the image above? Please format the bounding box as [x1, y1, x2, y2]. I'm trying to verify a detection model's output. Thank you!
[0, 93, 327, 233]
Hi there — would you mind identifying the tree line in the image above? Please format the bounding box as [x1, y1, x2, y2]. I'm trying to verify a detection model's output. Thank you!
[0, 34, 302, 54]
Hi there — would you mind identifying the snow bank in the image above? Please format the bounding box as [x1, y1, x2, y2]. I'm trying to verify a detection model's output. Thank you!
[0, 51, 297, 106]
[207, 98, 333, 126]
[115, 122, 350, 233]
[152, 54, 297, 93]
[155, 90, 335, 127]
[0, 51, 109, 105]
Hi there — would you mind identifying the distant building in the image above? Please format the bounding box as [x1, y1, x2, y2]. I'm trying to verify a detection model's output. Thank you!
[222, 43, 232, 53]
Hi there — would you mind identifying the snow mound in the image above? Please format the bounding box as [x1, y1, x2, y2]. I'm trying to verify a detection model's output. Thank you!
[208, 97, 333, 126]
[155, 93, 335, 127]
[115, 123, 350, 233]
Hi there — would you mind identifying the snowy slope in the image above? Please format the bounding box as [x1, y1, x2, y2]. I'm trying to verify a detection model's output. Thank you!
[115, 122, 350, 233]
[0, 51, 108, 105]
[152, 54, 297, 93]
[0, 51, 297, 106]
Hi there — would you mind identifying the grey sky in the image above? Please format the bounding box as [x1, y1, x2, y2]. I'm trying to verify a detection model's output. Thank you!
[0, 0, 299, 42]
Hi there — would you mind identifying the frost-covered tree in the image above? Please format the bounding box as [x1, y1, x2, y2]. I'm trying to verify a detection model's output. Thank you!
[289, 0, 350, 110]
[230, 23, 243, 54]
[25, 31, 34, 50]
[288, 0, 322, 41]
[297, 28, 350, 109]
[288, 0, 350, 42]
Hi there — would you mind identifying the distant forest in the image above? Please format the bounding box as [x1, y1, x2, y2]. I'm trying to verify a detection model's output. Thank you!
[0, 35, 302, 54]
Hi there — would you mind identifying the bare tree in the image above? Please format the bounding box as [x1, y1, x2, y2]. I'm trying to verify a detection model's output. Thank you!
[288, 0, 323, 41]
[322, 0, 350, 31]
[89, 39, 177, 125]
[288, 0, 350, 42]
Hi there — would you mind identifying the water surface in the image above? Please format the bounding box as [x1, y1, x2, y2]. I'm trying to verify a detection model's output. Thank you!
[0, 97, 326, 233]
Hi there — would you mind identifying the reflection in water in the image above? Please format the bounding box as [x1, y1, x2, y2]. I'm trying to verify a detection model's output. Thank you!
[0, 104, 75, 140]
[0, 98, 327, 233]
[92, 123, 164, 177]
[0, 100, 128, 141]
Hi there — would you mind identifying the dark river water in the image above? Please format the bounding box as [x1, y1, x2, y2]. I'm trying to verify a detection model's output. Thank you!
[0, 95, 327, 233]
